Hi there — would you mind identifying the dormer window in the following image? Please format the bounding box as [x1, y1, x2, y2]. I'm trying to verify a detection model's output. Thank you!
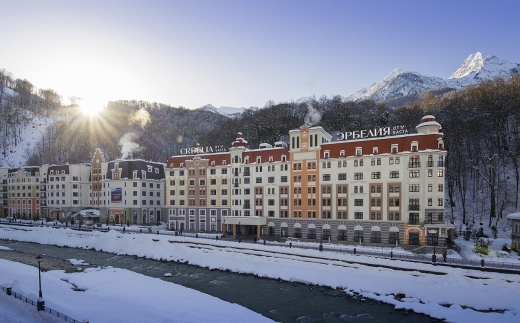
[256, 157, 261, 163]
[180, 163, 184, 168]
[222, 160, 226, 165]
[155, 168, 159, 174]
[169, 163, 174, 168]
[411, 141, 418, 152]
[356, 148, 362, 156]
[391, 144, 398, 153]
[373, 147, 378, 154]
[61, 170, 65, 174]
[142, 170, 146, 179]
[269, 156, 273, 162]
[244, 156, 249, 164]
[147, 166, 153, 172]
[133, 171, 138, 179]
[340, 150, 345, 157]
[282, 155, 286, 162]
[50, 170, 54, 175]
[324, 150, 330, 158]
[211, 160, 215, 166]
[438, 138, 444, 149]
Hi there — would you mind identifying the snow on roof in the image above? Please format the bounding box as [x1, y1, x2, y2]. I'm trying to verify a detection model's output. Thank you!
[506, 212, 520, 220]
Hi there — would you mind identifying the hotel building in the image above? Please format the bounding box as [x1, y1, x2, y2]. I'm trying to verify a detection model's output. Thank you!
[165, 115, 451, 245]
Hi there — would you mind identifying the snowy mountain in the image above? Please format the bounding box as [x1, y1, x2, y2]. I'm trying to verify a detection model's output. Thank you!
[347, 52, 519, 103]
[447, 52, 520, 88]
[347, 69, 449, 102]
[199, 104, 245, 117]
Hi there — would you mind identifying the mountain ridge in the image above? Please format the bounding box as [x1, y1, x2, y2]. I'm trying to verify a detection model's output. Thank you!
[346, 52, 520, 103]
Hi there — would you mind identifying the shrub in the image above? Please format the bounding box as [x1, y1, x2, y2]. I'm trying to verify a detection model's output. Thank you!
[475, 245, 490, 255]
[474, 238, 492, 255]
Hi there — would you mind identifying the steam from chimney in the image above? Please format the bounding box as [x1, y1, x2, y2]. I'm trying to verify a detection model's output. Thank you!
[130, 108, 151, 129]
[304, 103, 322, 127]
[119, 132, 140, 159]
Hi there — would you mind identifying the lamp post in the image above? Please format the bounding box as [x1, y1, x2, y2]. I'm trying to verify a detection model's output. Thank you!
[36, 255, 45, 311]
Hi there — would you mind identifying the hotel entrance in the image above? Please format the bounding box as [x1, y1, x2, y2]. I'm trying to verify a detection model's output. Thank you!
[222, 216, 266, 240]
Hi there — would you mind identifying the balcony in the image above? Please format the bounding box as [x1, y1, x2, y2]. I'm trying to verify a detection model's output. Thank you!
[408, 204, 420, 211]
[437, 161, 444, 167]
[427, 161, 433, 167]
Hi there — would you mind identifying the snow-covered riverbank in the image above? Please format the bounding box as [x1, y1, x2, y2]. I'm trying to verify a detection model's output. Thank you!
[1, 224, 519, 323]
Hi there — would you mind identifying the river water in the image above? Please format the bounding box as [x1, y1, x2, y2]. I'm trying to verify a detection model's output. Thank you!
[0, 240, 438, 323]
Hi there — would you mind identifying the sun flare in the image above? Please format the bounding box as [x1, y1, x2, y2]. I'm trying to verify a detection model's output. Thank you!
[78, 98, 106, 116]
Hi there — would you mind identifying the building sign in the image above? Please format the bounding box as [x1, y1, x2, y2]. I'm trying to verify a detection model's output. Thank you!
[111, 188, 122, 203]
[180, 145, 227, 155]
[338, 126, 408, 140]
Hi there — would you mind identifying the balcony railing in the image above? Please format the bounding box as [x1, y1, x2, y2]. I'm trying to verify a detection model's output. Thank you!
[438, 161, 444, 167]
[408, 204, 420, 211]
[408, 162, 421, 168]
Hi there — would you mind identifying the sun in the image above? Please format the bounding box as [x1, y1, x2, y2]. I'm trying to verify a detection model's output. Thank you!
[78, 98, 106, 117]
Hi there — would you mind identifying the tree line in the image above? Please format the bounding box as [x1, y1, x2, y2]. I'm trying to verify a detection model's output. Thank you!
[3, 65, 519, 229]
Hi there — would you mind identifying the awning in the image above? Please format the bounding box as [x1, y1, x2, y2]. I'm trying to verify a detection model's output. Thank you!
[222, 216, 267, 226]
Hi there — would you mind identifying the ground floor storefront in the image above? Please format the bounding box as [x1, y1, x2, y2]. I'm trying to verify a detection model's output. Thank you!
[100, 207, 164, 225]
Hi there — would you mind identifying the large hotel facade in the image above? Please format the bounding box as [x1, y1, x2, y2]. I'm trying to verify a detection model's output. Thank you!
[166, 115, 451, 245]
[2, 115, 451, 245]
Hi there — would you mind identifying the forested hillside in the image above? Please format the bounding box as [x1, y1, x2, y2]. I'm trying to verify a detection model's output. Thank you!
[1, 66, 520, 230]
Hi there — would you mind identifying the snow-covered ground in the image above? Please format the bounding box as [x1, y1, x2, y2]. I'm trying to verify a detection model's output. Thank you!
[1, 224, 519, 323]
[0, 258, 274, 323]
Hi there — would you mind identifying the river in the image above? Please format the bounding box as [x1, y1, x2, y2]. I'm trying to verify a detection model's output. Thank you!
[0, 240, 438, 323]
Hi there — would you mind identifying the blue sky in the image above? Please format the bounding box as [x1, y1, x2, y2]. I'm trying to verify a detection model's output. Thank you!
[1, 0, 519, 110]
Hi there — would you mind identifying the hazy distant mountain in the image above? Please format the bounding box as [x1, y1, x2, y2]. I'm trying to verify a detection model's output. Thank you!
[346, 52, 519, 103]
[199, 104, 245, 117]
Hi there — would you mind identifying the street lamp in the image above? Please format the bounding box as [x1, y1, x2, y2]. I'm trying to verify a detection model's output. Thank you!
[36, 255, 45, 311]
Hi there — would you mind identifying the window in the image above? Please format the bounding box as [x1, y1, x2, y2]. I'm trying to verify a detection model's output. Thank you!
[294, 228, 302, 238]
[409, 170, 420, 178]
[409, 232, 419, 245]
[389, 232, 399, 244]
[371, 172, 381, 179]
[389, 171, 399, 178]
[256, 177, 262, 183]
[438, 198, 443, 206]
[338, 173, 346, 180]
[307, 228, 316, 239]
[268, 177, 275, 183]
[210, 179, 217, 185]
[409, 184, 419, 192]
[322, 229, 331, 240]
[354, 212, 363, 219]
[354, 172, 363, 180]
[428, 198, 432, 206]
[409, 198, 419, 210]
[281, 176, 288, 182]
[354, 199, 363, 206]
[409, 213, 419, 225]
[354, 229, 363, 242]
[438, 184, 443, 192]
[438, 169, 444, 177]
[371, 231, 381, 243]
[322, 174, 331, 181]
[338, 230, 347, 240]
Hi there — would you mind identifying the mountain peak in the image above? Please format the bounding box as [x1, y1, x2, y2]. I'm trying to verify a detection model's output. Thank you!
[384, 68, 407, 81]
[449, 52, 495, 79]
